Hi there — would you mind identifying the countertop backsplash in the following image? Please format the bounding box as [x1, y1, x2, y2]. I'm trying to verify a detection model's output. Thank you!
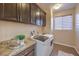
[0, 20, 43, 42]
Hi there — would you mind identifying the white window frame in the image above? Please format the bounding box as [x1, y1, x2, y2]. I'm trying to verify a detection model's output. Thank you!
[54, 15, 73, 30]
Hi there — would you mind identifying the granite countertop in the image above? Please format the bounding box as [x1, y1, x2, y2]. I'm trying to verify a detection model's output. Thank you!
[0, 38, 36, 56]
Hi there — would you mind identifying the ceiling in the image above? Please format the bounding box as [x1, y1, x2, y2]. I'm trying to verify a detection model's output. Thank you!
[37, 3, 77, 12]
[53, 3, 77, 12]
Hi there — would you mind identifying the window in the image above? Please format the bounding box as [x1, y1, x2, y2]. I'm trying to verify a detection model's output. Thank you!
[76, 14, 79, 30]
[54, 15, 72, 30]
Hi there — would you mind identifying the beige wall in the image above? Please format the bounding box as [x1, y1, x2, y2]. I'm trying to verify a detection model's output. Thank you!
[37, 3, 51, 33]
[75, 4, 79, 52]
[0, 20, 42, 42]
[53, 9, 76, 47]
[44, 9, 51, 33]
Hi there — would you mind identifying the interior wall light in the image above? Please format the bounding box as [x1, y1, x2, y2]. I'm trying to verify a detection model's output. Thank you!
[53, 3, 62, 10]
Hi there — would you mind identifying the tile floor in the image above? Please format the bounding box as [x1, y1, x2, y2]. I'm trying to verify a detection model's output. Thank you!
[51, 43, 79, 56]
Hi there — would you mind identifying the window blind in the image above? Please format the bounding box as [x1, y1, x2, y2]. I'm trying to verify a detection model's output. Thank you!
[54, 15, 72, 30]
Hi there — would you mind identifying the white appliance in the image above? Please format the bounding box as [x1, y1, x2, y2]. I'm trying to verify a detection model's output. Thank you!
[32, 34, 54, 56]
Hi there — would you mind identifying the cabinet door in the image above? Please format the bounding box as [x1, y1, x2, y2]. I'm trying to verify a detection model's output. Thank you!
[40, 10, 46, 26]
[0, 3, 3, 19]
[31, 4, 37, 25]
[44, 13, 46, 26]
[15, 44, 35, 56]
[4, 3, 18, 21]
[26, 50, 34, 56]
[17, 3, 21, 22]
[31, 4, 41, 26]
[19, 3, 30, 24]
[35, 8, 41, 26]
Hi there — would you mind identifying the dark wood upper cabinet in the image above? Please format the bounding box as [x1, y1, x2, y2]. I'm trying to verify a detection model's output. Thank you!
[40, 10, 46, 26]
[0, 3, 4, 19]
[30, 4, 37, 25]
[0, 3, 46, 26]
[35, 7, 41, 26]
[31, 4, 41, 26]
[31, 3, 46, 26]
[19, 3, 30, 24]
[4, 3, 18, 21]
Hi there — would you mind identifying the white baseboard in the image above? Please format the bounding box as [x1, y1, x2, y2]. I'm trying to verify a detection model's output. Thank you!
[54, 42, 79, 55]
[74, 47, 79, 55]
[54, 42, 74, 48]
